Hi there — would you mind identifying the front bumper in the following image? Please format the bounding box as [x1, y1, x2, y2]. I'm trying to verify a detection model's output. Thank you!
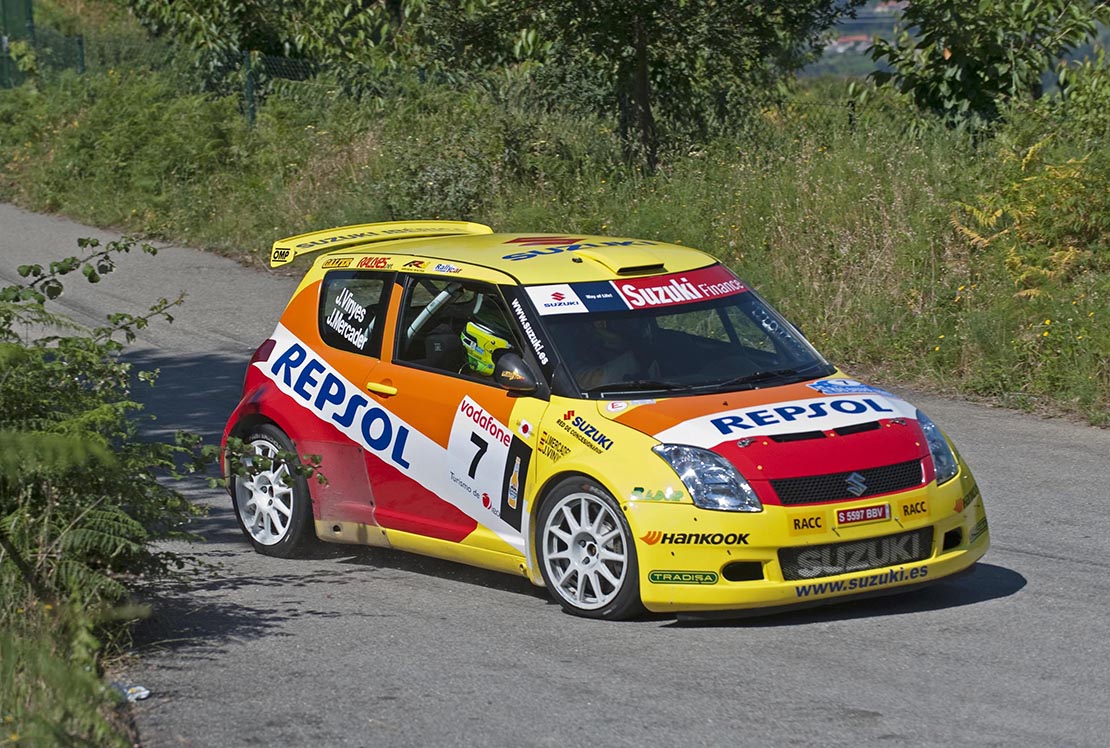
[627, 473, 988, 615]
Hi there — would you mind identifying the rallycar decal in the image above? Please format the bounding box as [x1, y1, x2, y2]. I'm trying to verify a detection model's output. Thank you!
[653, 394, 918, 446]
[527, 265, 748, 316]
[260, 324, 525, 551]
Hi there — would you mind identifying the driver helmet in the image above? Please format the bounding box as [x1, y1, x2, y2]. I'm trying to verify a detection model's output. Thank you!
[461, 319, 512, 376]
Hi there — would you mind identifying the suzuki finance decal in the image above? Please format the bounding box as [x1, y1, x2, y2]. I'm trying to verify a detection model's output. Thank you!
[653, 394, 918, 447]
[613, 265, 746, 310]
[260, 325, 524, 551]
[528, 265, 747, 316]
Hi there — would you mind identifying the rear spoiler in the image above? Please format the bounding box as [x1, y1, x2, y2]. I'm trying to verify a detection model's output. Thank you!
[269, 220, 493, 268]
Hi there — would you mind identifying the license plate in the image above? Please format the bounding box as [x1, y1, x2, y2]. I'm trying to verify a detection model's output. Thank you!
[836, 503, 891, 526]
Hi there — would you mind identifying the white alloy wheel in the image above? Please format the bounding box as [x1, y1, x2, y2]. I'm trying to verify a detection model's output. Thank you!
[231, 424, 314, 557]
[236, 435, 296, 545]
[538, 481, 641, 618]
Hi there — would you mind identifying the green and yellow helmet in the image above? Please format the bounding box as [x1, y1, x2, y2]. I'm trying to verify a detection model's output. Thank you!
[461, 319, 512, 376]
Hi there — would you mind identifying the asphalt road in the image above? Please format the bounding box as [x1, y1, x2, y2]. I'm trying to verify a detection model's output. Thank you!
[3, 203, 1109, 748]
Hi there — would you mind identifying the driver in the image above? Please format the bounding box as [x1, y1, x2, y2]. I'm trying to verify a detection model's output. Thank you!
[573, 318, 645, 389]
[461, 318, 514, 377]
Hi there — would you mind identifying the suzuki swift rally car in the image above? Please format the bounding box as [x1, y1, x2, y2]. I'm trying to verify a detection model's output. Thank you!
[222, 220, 990, 620]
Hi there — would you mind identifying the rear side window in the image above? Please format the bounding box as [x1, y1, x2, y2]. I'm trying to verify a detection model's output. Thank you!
[318, 271, 392, 356]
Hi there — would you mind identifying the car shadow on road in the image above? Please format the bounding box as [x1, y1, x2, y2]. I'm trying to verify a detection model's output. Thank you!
[666, 562, 1026, 628]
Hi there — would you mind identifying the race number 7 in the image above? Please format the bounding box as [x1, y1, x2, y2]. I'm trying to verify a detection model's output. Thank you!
[469, 432, 488, 479]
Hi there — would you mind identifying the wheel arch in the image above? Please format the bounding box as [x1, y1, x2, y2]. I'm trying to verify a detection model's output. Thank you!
[525, 468, 629, 584]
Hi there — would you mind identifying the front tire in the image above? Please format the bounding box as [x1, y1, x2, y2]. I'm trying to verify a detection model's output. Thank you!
[536, 477, 644, 620]
[231, 424, 315, 558]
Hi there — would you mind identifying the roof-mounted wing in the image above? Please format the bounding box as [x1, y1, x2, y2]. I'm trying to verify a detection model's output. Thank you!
[269, 220, 493, 268]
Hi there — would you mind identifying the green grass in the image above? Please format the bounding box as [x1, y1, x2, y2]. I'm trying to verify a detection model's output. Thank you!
[0, 20, 1106, 426]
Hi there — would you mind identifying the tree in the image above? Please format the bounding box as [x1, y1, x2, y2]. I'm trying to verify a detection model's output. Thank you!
[869, 0, 1110, 129]
[423, 1, 865, 171]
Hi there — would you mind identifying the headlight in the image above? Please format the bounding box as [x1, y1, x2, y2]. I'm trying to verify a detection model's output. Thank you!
[916, 409, 959, 485]
[652, 444, 762, 512]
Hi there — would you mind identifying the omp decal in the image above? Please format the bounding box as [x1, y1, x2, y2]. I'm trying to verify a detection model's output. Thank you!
[653, 395, 918, 447]
[640, 531, 750, 546]
[807, 379, 895, 397]
[649, 570, 719, 585]
[836, 503, 891, 526]
[794, 566, 928, 597]
[510, 298, 549, 365]
[614, 265, 746, 310]
[260, 325, 524, 551]
[526, 284, 588, 314]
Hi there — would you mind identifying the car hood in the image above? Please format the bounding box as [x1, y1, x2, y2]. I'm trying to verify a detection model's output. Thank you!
[593, 378, 932, 483]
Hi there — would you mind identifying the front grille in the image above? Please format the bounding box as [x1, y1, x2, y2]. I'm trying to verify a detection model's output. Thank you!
[779, 527, 933, 581]
[770, 459, 923, 505]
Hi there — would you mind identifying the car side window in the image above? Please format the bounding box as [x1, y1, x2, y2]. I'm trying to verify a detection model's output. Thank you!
[318, 271, 391, 356]
[395, 276, 520, 380]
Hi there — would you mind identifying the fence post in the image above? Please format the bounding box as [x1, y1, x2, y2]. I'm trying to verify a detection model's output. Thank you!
[243, 49, 256, 126]
[75, 33, 84, 74]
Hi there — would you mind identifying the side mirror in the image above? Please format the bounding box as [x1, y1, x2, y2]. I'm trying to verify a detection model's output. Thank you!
[493, 352, 538, 393]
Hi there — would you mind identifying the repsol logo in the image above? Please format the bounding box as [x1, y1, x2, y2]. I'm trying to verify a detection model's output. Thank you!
[711, 398, 895, 434]
[640, 531, 750, 546]
[268, 342, 411, 469]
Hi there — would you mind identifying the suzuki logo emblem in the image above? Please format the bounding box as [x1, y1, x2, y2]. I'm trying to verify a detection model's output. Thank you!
[550, 292, 566, 301]
[846, 472, 868, 497]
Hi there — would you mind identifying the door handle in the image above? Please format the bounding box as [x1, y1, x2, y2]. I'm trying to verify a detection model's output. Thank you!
[365, 381, 398, 396]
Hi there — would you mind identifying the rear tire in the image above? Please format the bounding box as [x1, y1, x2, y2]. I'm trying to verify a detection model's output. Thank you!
[536, 477, 644, 620]
[231, 424, 315, 558]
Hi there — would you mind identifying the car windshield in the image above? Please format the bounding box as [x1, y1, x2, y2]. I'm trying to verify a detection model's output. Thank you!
[533, 268, 835, 397]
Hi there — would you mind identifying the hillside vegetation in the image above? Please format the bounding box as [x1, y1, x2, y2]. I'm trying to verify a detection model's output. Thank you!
[0, 1, 1106, 743]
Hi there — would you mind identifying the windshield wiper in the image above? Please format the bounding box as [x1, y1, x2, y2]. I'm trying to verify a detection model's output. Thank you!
[712, 368, 802, 390]
[582, 379, 684, 396]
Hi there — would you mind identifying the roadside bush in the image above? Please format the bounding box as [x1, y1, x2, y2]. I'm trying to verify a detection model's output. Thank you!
[0, 237, 206, 746]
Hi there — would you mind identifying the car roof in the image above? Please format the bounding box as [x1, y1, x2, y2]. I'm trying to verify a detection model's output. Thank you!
[271, 221, 718, 286]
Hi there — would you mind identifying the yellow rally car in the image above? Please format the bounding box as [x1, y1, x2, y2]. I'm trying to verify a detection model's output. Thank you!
[222, 220, 989, 620]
